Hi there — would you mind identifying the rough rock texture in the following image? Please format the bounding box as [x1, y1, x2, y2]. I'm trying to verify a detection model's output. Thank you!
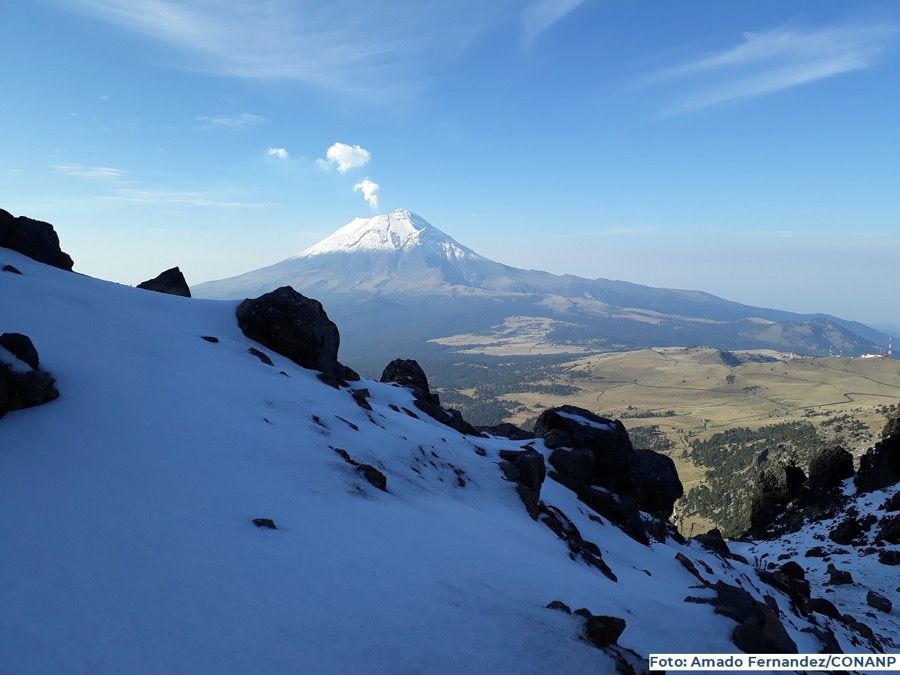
[575, 610, 626, 648]
[136, 267, 191, 297]
[686, 581, 798, 654]
[236, 287, 346, 383]
[0, 334, 59, 418]
[825, 563, 853, 586]
[537, 405, 682, 520]
[499, 448, 547, 519]
[855, 433, 900, 493]
[0, 208, 74, 270]
[380, 359, 432, 397]
[866, 590, 892, 613]
[2, 264, 22, 274]
[807, 446, 854, 491]
[748, 462, 807, 535]
[380, 358, 482, 437]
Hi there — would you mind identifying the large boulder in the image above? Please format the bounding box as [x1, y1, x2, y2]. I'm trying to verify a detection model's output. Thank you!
[236, 287, 342, 381]
[0, 209, 73, 270]
[627, 447, 684, 515]
[535, 406, 635, 474]
[380, 359, 432, 397]
[855, 434, 900, 493]
[136, 267, 191, 297]
[807, 446, 854, 491]
[748, 462, 806, 535]
[537, 405, 682, 517]
[0, 334, 59, 417]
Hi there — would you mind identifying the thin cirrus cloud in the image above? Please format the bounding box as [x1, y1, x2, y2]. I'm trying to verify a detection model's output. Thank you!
[196, 113, 266, 129]
[353, 179, 380, 208]
[521, 0, 587, 46]
[648, 22, 896, 116]
[266, 147, 289, 160]
[53, 163, 128, 178]
[52, 0, 516, 96]
[318, 142, 371, 173]
[102, 188, 274, 209]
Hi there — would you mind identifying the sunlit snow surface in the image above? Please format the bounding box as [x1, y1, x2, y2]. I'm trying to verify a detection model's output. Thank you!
[0, 248, 894, 674]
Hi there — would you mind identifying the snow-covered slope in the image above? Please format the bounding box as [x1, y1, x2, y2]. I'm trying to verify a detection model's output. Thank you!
[1, 246, 894, 674]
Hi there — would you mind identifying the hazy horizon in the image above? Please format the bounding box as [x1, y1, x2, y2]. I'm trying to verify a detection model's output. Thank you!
[2, 1, 899, 327]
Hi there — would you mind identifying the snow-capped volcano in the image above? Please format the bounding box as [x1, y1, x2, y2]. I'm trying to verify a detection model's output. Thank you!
[298, 209, 482, 261]
[192, 210, 884, 361]
[194, 209, 505, 298]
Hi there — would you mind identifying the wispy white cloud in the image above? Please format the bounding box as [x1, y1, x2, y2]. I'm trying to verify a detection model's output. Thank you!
[196, 113, 266, 129]
[102, 188, 274, 208]
[353, 178, 380, 208]
[647, 23, 895, 116]
[266, 147, 289, 160]
[54, 1, 514, 96]
[521, 0, 586, 46]
[319, 142, 371, 173]
[53, 163, 128, 178]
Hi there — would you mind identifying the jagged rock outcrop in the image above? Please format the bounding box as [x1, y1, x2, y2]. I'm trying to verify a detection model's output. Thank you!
[499, 448, 546, 518]
[0, 333, 59, 417]
[807, 445, 854, 491]
[748, 461, 812, 535]
[855, 433, 900, 493]
[0, 209, 73, 270]
[380, 358, 482, 436]
[237, 286, 355, 385]
[136, 267, 191, 297]
[537, 405, 682, 519]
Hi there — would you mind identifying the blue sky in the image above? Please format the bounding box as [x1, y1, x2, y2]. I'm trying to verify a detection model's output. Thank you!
[2, 0, 899, 328]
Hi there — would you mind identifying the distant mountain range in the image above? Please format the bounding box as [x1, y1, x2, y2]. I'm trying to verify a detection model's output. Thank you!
[194, 209, 887, 370]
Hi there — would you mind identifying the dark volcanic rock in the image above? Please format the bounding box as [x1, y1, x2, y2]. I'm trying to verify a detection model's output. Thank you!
[748, 462, 807, 535]
[825, 563, 853, 586]
[0, 208, 74, 270]
[252, 518, 277, 529]
[877, 549, 900, 566]
[136, 267, 191, 297]
[808, 446, 854, 491]
[248, 347, 274, 366]
[694, 528, 731, 556]
[877, 515, 900, 544]
[0, 335, 59, 418]
[538, 405, 682, 518]
[578, 611, 626, 648]
[535, 406, 635, 474]
[2, 264, 21, 274]
[686, 581, 797, 654]
[628, 447, 683, 516]
[855, 434, 900, 493]
[499, 448, 547, 519]
[357, 464, 387, 492]
[200, 335, 219, 343]
[236, 286, 342, 380]
[829, 514, 863, 545]
[883, 493, 900, 512]
[479, 422, 534, 440]
[866, 590, 892, 613]
[381, 358, 482, 436]
[0, 333, 40, 369]
[380, 359, 432, 397]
